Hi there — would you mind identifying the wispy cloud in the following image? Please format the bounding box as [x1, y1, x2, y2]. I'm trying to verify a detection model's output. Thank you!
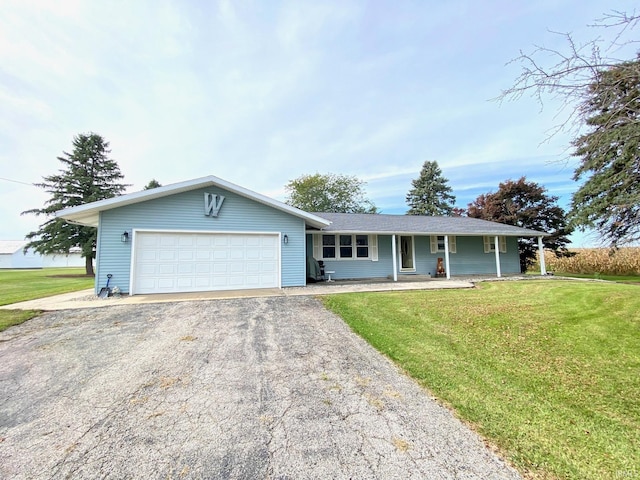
[0, 0, 629, 247]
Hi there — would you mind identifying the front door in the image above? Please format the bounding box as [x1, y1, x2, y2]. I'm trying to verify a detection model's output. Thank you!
[399, 235, 415, 272]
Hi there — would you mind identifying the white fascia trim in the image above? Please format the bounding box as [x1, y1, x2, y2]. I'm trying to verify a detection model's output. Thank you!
[307, 230, 548, 237]
[57, 175, 331, 229]
[307, 230, 379, 235]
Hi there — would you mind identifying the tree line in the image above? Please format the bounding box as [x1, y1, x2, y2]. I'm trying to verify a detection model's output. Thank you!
[284, 164, 572, 273]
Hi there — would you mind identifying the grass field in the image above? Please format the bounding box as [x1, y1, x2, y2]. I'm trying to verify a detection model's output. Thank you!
[323, 280, 640, 480]
[0, 268, 94, 332]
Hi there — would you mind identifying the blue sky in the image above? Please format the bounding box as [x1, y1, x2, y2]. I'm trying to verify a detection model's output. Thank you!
[1, 0, 637, 246]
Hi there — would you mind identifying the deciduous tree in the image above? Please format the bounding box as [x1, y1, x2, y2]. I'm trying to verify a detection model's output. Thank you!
[466, 177, 572, 272]
[285, 173, 378, 213]
[405, 160, 456, 215]
[22, 133, 129, 275]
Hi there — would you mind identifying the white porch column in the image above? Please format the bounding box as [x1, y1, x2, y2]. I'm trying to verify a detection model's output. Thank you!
[391, 234, 398, 282]
[494, 235, 502, 278]
[538, 236, 547, 276]
[444, 234, 451, 280]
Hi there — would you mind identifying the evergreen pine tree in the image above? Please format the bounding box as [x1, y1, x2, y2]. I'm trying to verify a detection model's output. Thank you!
[569, 59, 640, 247]
[406, 160, 456, 215]
[144, 179, 162, 190]
[22, 133, 129, 275]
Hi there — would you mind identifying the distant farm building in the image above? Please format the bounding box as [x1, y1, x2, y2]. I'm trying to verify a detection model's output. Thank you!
[0, 241, 85, 269]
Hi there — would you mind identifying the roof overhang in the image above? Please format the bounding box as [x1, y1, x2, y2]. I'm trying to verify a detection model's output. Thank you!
[57, 175, 332, 229]
[306, 229, 549, 237]
[306, 212, 549, 237]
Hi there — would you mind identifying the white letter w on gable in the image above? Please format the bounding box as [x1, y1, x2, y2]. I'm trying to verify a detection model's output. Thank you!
[204, 192, 225, 217]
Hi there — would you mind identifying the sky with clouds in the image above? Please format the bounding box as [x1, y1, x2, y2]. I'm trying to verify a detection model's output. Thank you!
[1, 0, 637, 247]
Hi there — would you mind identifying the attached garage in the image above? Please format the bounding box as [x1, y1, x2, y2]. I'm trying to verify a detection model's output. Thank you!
[56, 176, 331, 296]
[132, 231, 280, 294]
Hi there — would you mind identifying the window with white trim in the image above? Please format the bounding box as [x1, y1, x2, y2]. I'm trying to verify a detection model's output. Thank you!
[339, 234, 352, 258]
[430, 235, 457, 253]
[322, 235, 336, 258]
[355, 235, 369, 258]
[316, 234, 374, 260]
[483, 236, 507, 253]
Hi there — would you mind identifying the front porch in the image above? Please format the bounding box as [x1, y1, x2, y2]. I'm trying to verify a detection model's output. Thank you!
[305, 273, 529, 287]
[306, 232, 548, 282]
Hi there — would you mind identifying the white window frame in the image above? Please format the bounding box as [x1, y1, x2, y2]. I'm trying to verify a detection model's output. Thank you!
[354, 234, 371, 259]
[321, 234, 336, 259]
[313, 234, 378, 261]
[338, 234, 355, 259]
[430, 235, 457, 254]
[483, 236, 507, 253]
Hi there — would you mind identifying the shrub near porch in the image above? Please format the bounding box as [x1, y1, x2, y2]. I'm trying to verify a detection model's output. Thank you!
[323, 280, 640, 480]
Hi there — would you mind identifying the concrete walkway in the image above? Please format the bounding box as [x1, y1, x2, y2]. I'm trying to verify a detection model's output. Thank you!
[2, 279, 479, 311]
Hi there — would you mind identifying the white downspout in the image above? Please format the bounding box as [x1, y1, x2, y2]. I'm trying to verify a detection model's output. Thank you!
[391, 234, 398, 282]
[538, 236, 547, 276]
[444, 234, 451, 280]
[494, 235, 502, 278]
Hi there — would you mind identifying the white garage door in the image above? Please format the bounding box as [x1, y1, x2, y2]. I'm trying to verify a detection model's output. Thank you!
[132, 231, 280, 294]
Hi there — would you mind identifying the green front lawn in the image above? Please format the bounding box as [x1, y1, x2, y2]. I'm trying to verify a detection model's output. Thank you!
[0, 309, 43, 332]
[0, 268, 94, 306]
[528, 271, 640, 283]
[0, 268, 94, 332]
[323, 280, 640, 480]
[554, 272, 640, 283]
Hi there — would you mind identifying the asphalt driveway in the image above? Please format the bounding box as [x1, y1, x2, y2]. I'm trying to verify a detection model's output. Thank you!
[0, 296, 521, 479]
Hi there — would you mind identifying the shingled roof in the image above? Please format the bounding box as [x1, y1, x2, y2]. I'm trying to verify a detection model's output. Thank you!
[311, 212, 547, 237]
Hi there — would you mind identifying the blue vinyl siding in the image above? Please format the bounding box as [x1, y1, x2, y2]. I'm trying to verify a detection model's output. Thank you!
[306, 234, 393, 279]
[449, 236, 520, 275]
[96, 187, 306, 293]
[306, 234, 521, 280]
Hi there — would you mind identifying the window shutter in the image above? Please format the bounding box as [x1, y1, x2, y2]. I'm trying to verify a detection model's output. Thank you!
[449, 236, 457, 254]
[499, 236, 507, 253]
[483, 236, 491, 253]
[313, 234, 321, 259]
[370, 235, 378, 261]
[430, 236, 438, 253]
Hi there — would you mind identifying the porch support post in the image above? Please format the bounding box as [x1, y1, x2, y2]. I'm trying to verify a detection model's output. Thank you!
[538, 236, 547, 276]
[391, 234, 398, 282]
[494, 235, 502, 278]
[444, 234, 451, 280]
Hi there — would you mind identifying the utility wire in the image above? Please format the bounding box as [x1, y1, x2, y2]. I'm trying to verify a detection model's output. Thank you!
[0, 176, 35, 186]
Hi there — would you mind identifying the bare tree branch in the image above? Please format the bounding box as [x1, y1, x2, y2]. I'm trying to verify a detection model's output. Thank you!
[496, 10, 640, 140]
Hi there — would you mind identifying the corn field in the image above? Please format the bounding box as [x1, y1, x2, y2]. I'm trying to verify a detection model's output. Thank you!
[534, 248, 640, 276]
